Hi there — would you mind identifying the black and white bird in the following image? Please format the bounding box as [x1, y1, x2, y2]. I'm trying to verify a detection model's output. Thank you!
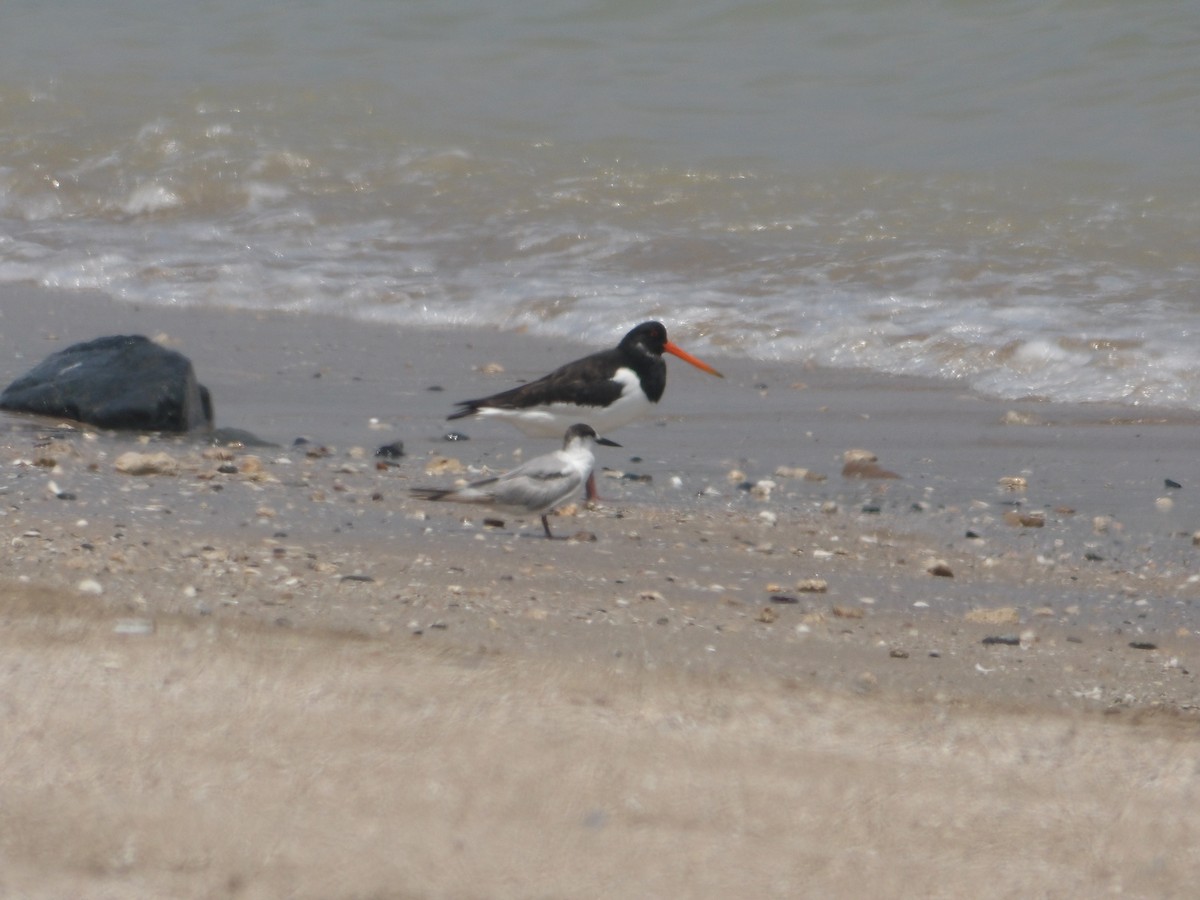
[411, 423, 620, 539]
[447, 321, 723, 438]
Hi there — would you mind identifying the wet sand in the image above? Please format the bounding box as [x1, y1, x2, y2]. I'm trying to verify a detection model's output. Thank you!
[1, 286, 1198, 897]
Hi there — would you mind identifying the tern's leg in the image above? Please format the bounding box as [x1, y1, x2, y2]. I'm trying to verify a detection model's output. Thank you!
[540, 515, 555, 539]
[585, 471, 598, 502]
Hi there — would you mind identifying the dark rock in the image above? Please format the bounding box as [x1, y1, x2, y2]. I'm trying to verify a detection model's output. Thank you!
[1165, 478, 1182, 489]
[0, 335, 212, 432]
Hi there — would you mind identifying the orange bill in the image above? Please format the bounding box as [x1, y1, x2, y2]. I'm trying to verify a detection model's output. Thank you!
[664, 341, 724, 378]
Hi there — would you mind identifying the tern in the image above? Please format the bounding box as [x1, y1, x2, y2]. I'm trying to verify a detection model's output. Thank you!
[411, 423, 620, 539]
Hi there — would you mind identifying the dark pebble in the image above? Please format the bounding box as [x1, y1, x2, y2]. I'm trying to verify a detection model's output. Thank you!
[769, 595, 799, 604]
[1165, 478, 1182, 489]
[340, 574, 375, 583]
[982, 635, 1021, 646]
[444, 431, 470, 442]
[1128, 641, 1158, 650]
[375, 441, 405, 459]
[217, 464, 238, 474]
[56, 491, 77, 501]
[426, 385, 444, 392]
[861, 504, 882, 514]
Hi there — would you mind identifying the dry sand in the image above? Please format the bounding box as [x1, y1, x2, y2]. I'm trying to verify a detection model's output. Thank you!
[1, 287, 1198, 897]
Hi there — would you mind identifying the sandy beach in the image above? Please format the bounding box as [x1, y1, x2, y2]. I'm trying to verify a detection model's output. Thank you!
[1, 287, 1198, 898]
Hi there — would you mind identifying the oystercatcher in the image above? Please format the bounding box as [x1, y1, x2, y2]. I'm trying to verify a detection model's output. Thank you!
[412, 423, 620, 539]
[448, 321, 722, 437]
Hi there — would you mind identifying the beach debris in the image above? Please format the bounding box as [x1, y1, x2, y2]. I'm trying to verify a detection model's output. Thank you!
[478, 362, 505, 375]
[831, 605, 863, 619]
[769, 594, 799, 604]
[925, 559, 954, 578]
[424, 455, 465, 476]
[966, 606, 1020, 625]
[0, 334, 212, 432]
[889, 648, 909, 659]
[1128, 641, 1158, 651]
[774, 465, 825, 482]
[981, 635, 1020, 646]
[1155, 497, 1174, 513]
[76, 578, 104, 595]
[997, 475, 1027, 491]
[375, 441, 405, 459]
[443, 431, 469, 441]
[1003, 510, 1045, 527]
[1165, 478, 1182, 489]
[841, 449, 900, 479]
[114, 451, 180, 476]
[750, 479, 776, 500]
[757, 606, 778, 623]
[795, 578, 828, 593]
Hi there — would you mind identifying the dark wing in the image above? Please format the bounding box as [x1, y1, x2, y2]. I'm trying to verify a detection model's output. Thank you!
[449, 349, 625, 418]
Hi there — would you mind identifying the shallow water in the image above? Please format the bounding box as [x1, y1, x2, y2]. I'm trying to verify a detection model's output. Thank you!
[2, 0, 1199, 407]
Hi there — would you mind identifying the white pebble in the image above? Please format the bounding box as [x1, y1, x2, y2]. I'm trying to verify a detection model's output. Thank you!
[77, 579, 104, 595]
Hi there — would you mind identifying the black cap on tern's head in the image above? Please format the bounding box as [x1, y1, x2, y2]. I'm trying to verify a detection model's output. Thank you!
[564, 423, 621, 448]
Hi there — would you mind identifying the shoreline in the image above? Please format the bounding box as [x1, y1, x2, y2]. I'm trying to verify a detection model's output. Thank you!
[2, 285, 1199, 896]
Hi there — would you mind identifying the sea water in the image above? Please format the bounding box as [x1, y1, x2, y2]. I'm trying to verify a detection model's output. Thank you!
[1, 0, 1198, 407]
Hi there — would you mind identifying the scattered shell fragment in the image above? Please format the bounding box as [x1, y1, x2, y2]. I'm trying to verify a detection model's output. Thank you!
[831, 605, 864, 619]
[1003, 510, 1045, 528]
[841, 449, 900, 479]
[1155, 497, 1174, 513]
[843, 449, 878, 464]
[998, 476, 1027, 491]
[114, 451, 179, 476]
[750, 480, 776, 500]
[795, 578, 828, 593]
[425, 456, 465, 476]
[965, 606, 1020, 625]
